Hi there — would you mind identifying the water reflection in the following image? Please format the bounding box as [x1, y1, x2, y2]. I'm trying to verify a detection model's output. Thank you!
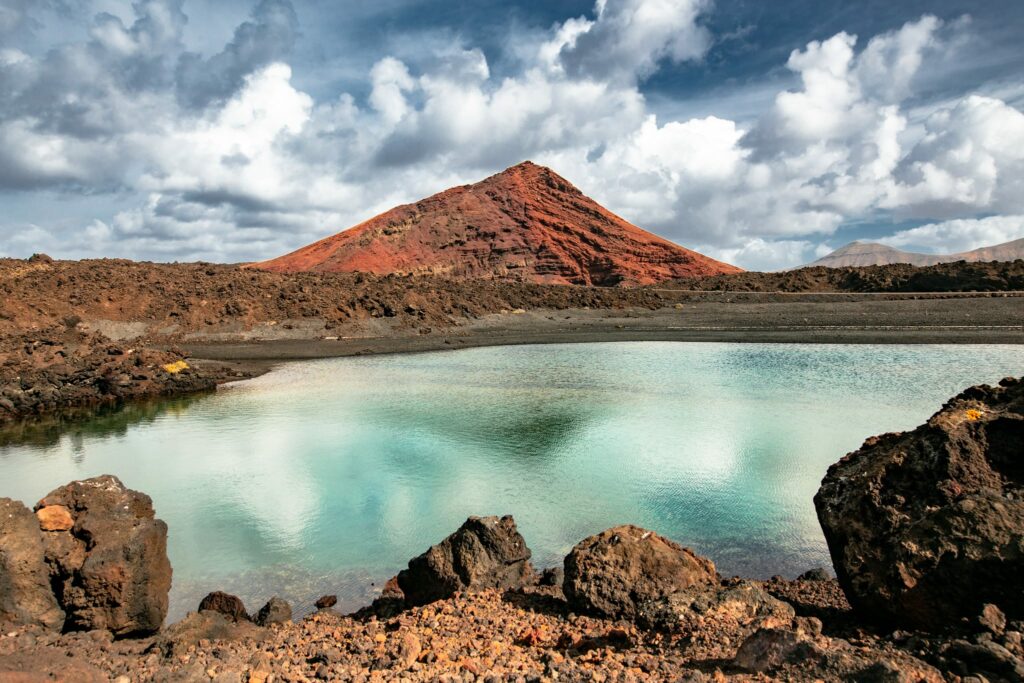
[0, 342, 1021, 621]
[0, 394, 210, 451]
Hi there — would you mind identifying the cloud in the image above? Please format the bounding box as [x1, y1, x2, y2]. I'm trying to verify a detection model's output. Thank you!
[702, 238, 819, 272]
[884, 95, 1024, 217]
[175, 0, 299, 109]
[552, 0, 712, 84]
[0, 0, 1023, 270]
[878, 215, 1024, 254]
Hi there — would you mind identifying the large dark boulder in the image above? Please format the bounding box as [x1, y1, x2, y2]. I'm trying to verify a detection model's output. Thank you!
[34, 475, 172, 635]
[396, 515, 535, 607]
[563, 525, 717, 620]
[0, 498, 65, 630]
[814, 377, 1024, 629]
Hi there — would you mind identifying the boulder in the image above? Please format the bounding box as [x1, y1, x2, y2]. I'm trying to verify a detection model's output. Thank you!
[156, 611, 267, 657]
[34, 475, 172, 635]
[0, 498, 65, 630]
[254, 597, 291, 626]
[198, 591, 249, 622]
[638, 581, 795, 649]
[979, 603, 1007, 636]
[396, 516, 535, 607]
[562, 525, 716, 620]
[814, 377, 1024, 629]
[734, 627, 812, 673]
[796, 567, 830, 582]
[368, 576, 406, 617]
[314, 594, 337, 610]
[538, 566, 563, 587]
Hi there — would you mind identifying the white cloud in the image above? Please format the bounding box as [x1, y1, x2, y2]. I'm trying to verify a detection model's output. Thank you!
[0, 1, 1023, 271]
[879, 215, 1024, 254]
[703, 238, 819, 272]
[552, 0, 712, 83]
[884, 95, 1024, 216]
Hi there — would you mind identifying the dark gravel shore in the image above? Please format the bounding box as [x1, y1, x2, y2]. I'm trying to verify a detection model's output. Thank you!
[184, 296, 1024, 364]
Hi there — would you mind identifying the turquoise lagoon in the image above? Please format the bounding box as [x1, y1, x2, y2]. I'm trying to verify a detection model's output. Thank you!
[1, 342, 1022, 619]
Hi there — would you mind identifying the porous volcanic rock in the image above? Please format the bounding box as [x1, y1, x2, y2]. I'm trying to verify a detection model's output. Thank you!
[814, 377, 1024, 629]
[198, 591, 249, 622]
[0, 498, 65, 630]
[34, 475, 172, 635]
[639, 581, 795, 647]
[254, 597, 292, 626]
[0, 329, 216, 424]
[395, 515, 536, 607]
[155, 610, 268, 657]
[253, 161, 741, 286]
[563, 525, 717, 620]
[314, 594, 337, 610]
[367, 576, 407, 618]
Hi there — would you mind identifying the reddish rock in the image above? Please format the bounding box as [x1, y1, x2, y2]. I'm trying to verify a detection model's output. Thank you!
[815, 377, 1024, 629]
[563, 525, 716, 620]
[34, 475, 172, 635]
[396, 515, 535, 607]
[0, 498, 65, 630]
[252, 161, 741, 286]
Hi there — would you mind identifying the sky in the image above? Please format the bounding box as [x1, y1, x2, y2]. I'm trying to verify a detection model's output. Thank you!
[1, 0, 1023, 270]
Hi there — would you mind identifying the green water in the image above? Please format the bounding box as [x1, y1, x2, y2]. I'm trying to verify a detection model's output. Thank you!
[1, 342, 1021, 619]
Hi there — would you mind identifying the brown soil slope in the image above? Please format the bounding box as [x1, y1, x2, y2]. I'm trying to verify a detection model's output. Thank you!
[0, 258, 666, 338]
[252, 161, 741, 286]
[658, 260, 1024, 292]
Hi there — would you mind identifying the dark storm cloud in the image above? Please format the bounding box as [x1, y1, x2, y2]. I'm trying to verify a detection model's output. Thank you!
[180, 189, 280, 213]
[175, 0, 299, 109]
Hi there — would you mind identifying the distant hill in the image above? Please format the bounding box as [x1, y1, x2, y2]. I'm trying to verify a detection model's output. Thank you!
[805, 238, 1024, 268]
[251, 161, 741, 286]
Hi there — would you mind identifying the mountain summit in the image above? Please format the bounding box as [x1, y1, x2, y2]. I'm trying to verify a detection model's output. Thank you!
[253, 162, 741, 286]
[805, 238, 1024, 268]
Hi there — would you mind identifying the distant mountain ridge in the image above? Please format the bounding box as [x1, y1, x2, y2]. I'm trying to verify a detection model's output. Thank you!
[252, 161, 741, 286]
[806, 238, 1024, 268]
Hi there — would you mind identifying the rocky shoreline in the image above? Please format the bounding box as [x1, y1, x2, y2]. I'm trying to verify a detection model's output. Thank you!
[0, 327, 262, 426]
[2, 378, 1022, 681]
[3, 255, 1023, 426]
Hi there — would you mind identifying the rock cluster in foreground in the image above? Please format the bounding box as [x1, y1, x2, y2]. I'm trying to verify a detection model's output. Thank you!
[1, 475, 172, 636]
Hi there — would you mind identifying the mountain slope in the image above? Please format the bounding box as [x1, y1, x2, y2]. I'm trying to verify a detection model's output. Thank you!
[252, 161, 741, 286]
[807, 238, 1024, 268]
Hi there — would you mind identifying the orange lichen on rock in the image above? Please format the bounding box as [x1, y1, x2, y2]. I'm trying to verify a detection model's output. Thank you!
[251, 161, 741, 286]
[36, 505, 74, 532]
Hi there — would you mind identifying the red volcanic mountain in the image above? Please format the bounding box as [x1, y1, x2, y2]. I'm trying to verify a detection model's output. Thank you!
[253, 161, 741, 286]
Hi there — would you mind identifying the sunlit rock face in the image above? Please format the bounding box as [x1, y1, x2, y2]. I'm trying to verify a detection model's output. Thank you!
[815, 377, 1024, 629]
[252, 161, 741, 286]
